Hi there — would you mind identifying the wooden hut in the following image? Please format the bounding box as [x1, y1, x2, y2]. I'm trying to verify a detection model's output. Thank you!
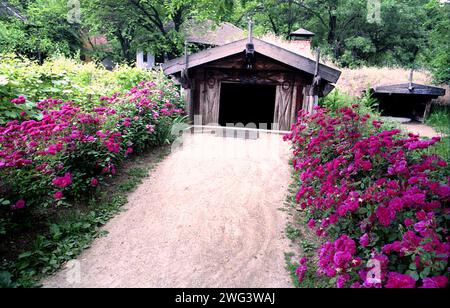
[162, 25, 341, 131]
[372, 83, 446, 122]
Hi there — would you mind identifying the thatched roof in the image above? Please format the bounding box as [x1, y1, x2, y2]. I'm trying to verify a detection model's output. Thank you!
[182, 20, 246, 46]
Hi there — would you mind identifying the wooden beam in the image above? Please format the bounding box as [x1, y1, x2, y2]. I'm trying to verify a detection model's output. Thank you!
[423, 101, 432, 121]
[408, 68, 414, 91]
[314, 48, 320, 76]
[163, 38, 341, 84]
[163, 39, 247, 75]
[374, 83, 445, 97]
[252, 39, 340, 83]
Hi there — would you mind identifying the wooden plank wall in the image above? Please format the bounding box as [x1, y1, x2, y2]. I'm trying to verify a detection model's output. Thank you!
[199, 72, 221, 125]
[274, 84, 293, 130]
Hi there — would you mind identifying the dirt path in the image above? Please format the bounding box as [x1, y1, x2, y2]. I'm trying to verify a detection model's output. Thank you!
[44, 132, 294, 288]
[401, 123, 442, 138]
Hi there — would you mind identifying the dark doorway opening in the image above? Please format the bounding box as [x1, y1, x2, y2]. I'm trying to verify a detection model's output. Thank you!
[376, 94, 429, 121]
[219, 83, 276, 129]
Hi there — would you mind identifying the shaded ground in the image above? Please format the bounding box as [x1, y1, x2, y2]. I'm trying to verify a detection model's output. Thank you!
[44, 132, 294, 288]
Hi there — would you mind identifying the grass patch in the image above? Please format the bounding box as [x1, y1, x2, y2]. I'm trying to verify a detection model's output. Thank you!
[284, 252, 301, 288]
[0, 146, 170, 288]
[426, 106, 450, 163]
[427, 106, 450, 135]
[285, 225, 301, 241]
[284, 178, 334, 288]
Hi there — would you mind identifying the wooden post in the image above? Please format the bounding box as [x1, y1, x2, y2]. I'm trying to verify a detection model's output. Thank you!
[304, 48, 321, 114]
[408, 68, 414, 91]
[314, 48, 320, 77]
[181, 41, 189, 89]
[423, 100, 432, 122]
[248, 19, 253, 44]
[312, 48, 321, 113]
[184, 40, 189, 70]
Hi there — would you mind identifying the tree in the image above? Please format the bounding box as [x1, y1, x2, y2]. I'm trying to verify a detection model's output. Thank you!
[82, 0, 138, 62]
[420, 0, 450, 83]
[83, 0, 235, 62]
[233, 0, 450, 81]
[0, 0, 83, 61]
[1, 0, 448, 83]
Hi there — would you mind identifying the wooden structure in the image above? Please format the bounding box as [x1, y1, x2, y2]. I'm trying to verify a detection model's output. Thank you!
[289, 28, 315, 39]
[372, 82, 446, 121]
[162, 26, 341, 130]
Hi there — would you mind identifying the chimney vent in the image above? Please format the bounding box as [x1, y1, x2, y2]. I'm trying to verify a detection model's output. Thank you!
[289, 28, 315, 55]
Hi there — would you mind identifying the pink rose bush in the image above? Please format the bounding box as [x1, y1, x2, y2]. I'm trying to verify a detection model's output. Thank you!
[285, 106, 449, 288]
[11, 96, 26, 105]
[0, 80, 184, 213]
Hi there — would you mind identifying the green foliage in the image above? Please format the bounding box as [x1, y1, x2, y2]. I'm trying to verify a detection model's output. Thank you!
[420, 1, 450, 84]
[319, 88, 379, 116]
[82, 0, 235, 62]
[427, 106, 450, 135]
[426, 106, 450, 163]
[233, 0, 450, 83]
[2, 0, 449, 82]
[285, 224, 300, 240]
[340, 36, 376, 67]
[285, 255, 332, 288]
[0, 53, 156, 123]
[0, 0, 82, 58]
[285, 252, 301, 288]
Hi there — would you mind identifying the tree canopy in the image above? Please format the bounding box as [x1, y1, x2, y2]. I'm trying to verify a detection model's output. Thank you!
[229, 0, 449, 83]
[0, 0, 449, 83]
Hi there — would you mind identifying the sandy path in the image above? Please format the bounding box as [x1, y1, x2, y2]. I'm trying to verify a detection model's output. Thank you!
[44, 132, 293, 288]
[401, 123, 442, 138]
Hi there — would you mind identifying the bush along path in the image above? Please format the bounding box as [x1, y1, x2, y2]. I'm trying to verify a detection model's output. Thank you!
[0, 78, 184, 287]
[284, 106, 450, 288]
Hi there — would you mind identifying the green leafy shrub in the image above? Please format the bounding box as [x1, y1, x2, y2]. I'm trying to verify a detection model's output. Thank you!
[427, 106, 450, 136]
[426, 106, 450, 163]
[320, 89, 379, 116]
[0, 54, 156, 123]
